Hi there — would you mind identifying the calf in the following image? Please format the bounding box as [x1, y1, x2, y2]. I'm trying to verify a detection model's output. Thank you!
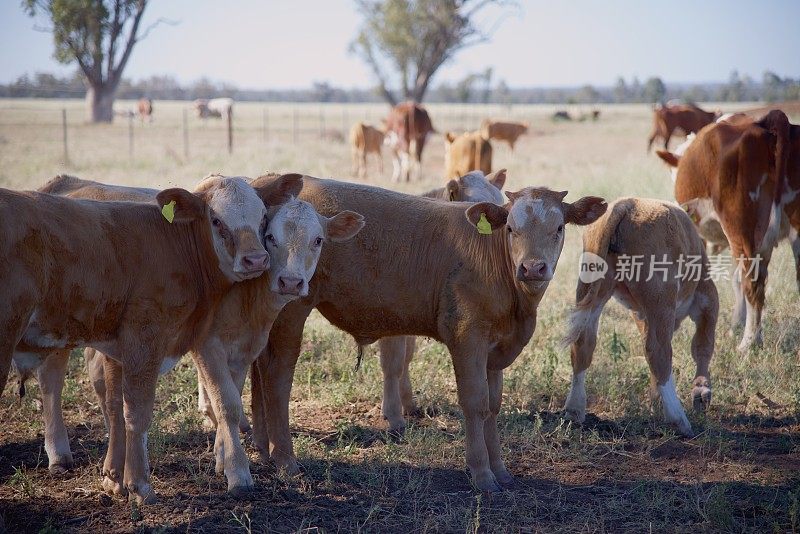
[1, 175, 275, 503]
[563, 198, 719, 436]
[384, 102, 435, 182]
[350, 122, 385, 178]
[193, 97, 234, 120]
[378, 170, 507, 435]
[137, 98, 153, 122]
[444, 131, 492, 179]
[249, 175, 606, 491]
[42, 174, 364, 494]
[480, 120, 528, 150]
[655, 110, 799, 350]
[647, 103, 719, 152]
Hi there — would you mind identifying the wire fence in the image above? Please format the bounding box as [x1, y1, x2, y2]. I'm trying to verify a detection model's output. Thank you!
[0, 100, 573, 168]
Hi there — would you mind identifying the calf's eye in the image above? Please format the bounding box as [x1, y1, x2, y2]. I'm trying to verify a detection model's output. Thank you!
[266, 234, 277, 245]
[314, 237, 323, 246]
[212, 218, 221, 227]
[557, 225, 564, 233]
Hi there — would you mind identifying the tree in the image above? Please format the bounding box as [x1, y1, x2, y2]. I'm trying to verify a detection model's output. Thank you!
[613, 77, 628, 103]
[577, 84, 599, 104]
[24, 0, 165, 122]
[642, 76, 666, 104]
[350, 0, 516, 105]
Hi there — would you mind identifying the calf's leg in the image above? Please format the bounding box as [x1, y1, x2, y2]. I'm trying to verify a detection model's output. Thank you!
[689, 278, 718, 411]
[400, 336, 417, 415]
[101, 355, 127, 496]
[85, 348, 110, 432]
[738, 253, 769, 352]
[379, 336, 411, 435]
[564, 305, 604, 423]
[484, 368, 513, 487]
[36, 349, 73, 473]
[121, 361, 159, 504]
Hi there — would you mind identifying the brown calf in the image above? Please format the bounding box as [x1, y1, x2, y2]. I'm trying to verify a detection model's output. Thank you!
[444, 131, 492, 179]
[137, 98, 153, 122]
[384, 102, 435, 182]
[1, 176, 276, 503]
[350, 122, 385, 178]
[647, 103, 719, 152]
[249, 176, 606, 491]
[564, 198, 718, 436]
[480, 120, 529, 150]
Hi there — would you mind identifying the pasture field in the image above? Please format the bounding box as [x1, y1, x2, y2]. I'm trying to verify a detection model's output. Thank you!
[1, 99, 799, 533]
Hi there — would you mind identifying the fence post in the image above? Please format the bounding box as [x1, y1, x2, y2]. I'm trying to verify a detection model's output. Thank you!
[128, 114, 134, 160]
[262, 107, 268, 143]
[319, 107, 325, 140]
[61, 108, 69, 164]
[182, 108, 189, 160]
[292, 108, 298, 144]
[227, 110, 233, 154]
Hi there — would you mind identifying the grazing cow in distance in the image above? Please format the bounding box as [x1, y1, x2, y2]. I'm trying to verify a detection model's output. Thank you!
[377, 169, 507, 436]
[137, 98, 153, 122]
[350, 122, 385, 178]
[193, 97, 234, 120]
[480, 120, 529, 150]
[1, 174, 276, 503]
[564, 198, 718, 437]
[249, 175, 607, 491]
[647, 103, 719, 152]
[655, 110, 795, 351]
[444, 130, 492, 178]
[383, 102, 435, 182]
[552, 110, 572, 121]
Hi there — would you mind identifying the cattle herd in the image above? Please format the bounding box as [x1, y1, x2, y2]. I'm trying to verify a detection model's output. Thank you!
[1, 100, 798, 505]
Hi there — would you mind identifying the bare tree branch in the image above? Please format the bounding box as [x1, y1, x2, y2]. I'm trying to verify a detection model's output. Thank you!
[136, 16, 178, 41]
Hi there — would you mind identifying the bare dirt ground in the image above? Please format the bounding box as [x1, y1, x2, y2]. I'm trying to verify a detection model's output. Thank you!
[1, 100, 798, 533]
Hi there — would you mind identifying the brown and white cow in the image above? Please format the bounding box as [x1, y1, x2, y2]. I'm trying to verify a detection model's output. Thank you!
[1, 174, 276, 503]
[383, 102, 435, 182]
[647, 103, 719, 152]
[480, 120, 529, 150]
[444, 130, 492, 179]
[655, 110, 796, 351]
[377, 170, 507, 435]
[350, 122, 385, 179]
[193, 98, 234, 120]
[563, 198, 719, 436]
[249, 176, 606, 491]
[30, 174, 364, 495]
[137, 98, 153, 122]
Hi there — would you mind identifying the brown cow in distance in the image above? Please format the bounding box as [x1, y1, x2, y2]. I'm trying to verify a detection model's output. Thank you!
[647, 103, 719, 151]
[444, 130, 492, 178]
[137, 98, 153, 122]
[1, 175, 279, 503]
[481, 119, 528, 150]
[350, 121, 385, 178]
[383, 102, 435, 182]
[564, 198, 718, 437]
[655, 110, 795, 352]
[249, 175, 607, 492]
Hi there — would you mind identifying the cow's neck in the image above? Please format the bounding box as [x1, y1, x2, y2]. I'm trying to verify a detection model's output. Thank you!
[480, 230, 546, 318]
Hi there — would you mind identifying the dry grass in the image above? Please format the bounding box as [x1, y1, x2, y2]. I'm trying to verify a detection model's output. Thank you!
[0, 99, 799, 533]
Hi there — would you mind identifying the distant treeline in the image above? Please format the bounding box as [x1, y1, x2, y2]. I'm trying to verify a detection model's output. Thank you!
[2, 70, 799, 104]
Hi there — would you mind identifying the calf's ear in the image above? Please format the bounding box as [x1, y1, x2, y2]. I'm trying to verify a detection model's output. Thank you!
[564, 196, 607, 226]
[487, 168, 507, 190]
[656, 150, 679, 168]
[251, 173, 304, 207]
[325, 211, 365, 242]
[445, 132, 456, 143]
[156, 188, 206, 223]
[465, 202, 508, 231]
[446, 179, 460, 201]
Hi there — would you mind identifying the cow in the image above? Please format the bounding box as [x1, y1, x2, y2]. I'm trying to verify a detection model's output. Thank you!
[2, 173, 276, 503]
[647, 103, 719, 152]
[376, 170, 506, 435]
[26, 174, 365, 496]
[654, 110, 796, 351]
[193, 98, 234, 120]
[444, 130, 492, 179]
[563, 198, 719, 437]
[383, 102, 435, 182]
[480, 120, 529, 150]
[248, 175, 607, 491]
[350, 122, 385, 179]
[137, 98, 153, 122]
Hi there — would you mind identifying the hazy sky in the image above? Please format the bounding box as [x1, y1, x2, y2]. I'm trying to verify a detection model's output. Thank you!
[2, 0, 798, 89]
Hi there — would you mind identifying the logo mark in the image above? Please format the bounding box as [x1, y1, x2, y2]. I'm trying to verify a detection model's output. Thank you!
[578, 252, 608, 283]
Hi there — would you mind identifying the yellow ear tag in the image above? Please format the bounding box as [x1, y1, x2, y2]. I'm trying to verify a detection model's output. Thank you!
[477, 213, 492, 235]
[161, 200, 176, 223]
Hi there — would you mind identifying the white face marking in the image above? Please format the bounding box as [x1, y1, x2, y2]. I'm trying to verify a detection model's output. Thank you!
[459, 171, 504, 204]
[265, 198, 326, 298]
[197, 175, 268, 280]
[657, 373, 692, 436]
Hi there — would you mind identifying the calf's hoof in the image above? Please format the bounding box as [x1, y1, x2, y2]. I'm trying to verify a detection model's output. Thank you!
[737, 334, 763, 353]
[691, 386, 712, 412]
[273, 455, 302, 477]
[671, 417, 695, 438]
[387, 424, 406, 442]
[563, 406, 586, 424]
[102, 475, 127, 496]
[494, 470, 516, 489]
[127, 482, 157, 505]
[228, 481, 255, 498]
[48, 454, 74, 475]
[472, 470, 502, 493]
